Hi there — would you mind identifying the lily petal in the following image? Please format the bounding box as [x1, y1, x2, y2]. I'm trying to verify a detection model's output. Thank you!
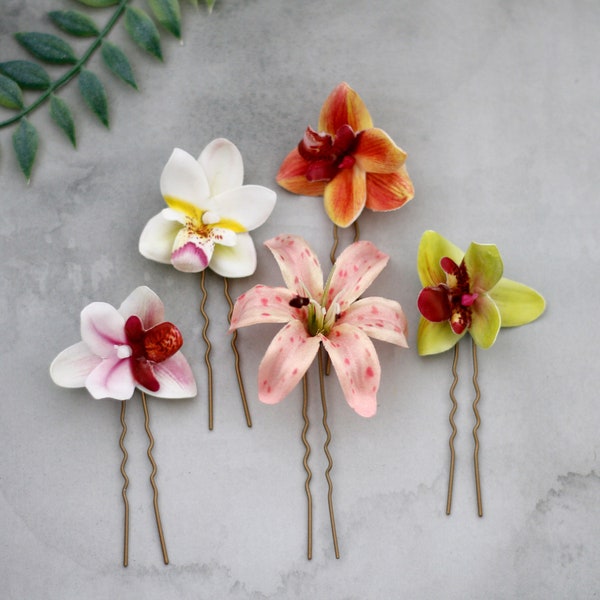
[50, 341, 102, 388]
[80, 302, 126, 357]
[211, 185, 276, 231]
[470, 294, 501, 348]
[265, 234, 324, 299]
[328, 240, 389, 311]
[463, 242, 503, 292]
[257, 320, 320, 404]
[85, 356, 136, 400]
[148, 352, 197, 398]
[318, 82, 373, 134]
[417, 317, 464, 356]
[276, 148, 327, 196]
[210, 232, 257, 277]
[229, 285, 297, 329]
[490, 277, 546, 327]
[323, 166, 366, 227]
[160, 148, 210, 208]
[199, 138, 244, 195]
[139, 211, 182, 265]
[321, 323, 380, 417]
[171, 229, 213, 273]
[365, 166, 414, 211]
[354, 128, 406, 173]
[417, 230, 464, 287]
[337, 297, 408, 347]
[118, 286, 165, 329]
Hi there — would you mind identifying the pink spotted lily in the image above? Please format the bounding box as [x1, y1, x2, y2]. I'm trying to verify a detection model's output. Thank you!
[50, 286, 197, 400]
[417, 230, 545, 355]
[229, 234, 408, 417]
[276, 82, 414, 228]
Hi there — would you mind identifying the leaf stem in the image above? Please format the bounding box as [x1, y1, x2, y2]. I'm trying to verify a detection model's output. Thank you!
[0, 0, 130, 129]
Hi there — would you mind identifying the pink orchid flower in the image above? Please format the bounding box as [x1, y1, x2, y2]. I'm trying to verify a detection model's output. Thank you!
[50, 286, 197, 400]
[276, 82, 414, 228]
[229, 235, 408, 417]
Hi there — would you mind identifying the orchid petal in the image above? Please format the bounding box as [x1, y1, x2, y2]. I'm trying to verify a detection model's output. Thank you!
[490, 277, 546, 327]
[365, 166, 414, 211]
[118, 286, 165, 329]
[354, 128, 406, 173]
[328, 240, 389, 311]
[171, 229, 213, 273]
[417, 230, 464, 287]
[229, 285, 297, 329]
[323, 166, 366, 228]
[80, 302, 126, 357]
[417, 317, 464, 356]
[210, 227, 238, 247]
[257, 320, 320, 404]
[321, 323, 380, 417]
[417, 286, 452, 322]
[160, 148, 210, 208]
[147, 352, 197, 398]
[276, 148, 327, 196]
[139, 211, 182, 264]
[470, 294, 501, 348]
[198, 137, 244, 195]
[337, 297, 408, 347]
[463, 242, 503, 292]
[85, 356, 135, 400]
[210, 232, 257, 277]
[50, 341, 102, 388]
[265, 234, 324, 298]
[318, 82, 373, 134]
[211, 185, 276, 231]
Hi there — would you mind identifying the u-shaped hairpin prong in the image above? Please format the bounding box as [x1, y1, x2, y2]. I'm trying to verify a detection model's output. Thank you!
[119, 402, 130, 567]
[471, 339, 483, 517]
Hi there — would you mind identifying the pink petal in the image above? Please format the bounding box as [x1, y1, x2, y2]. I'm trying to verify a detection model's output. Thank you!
[321, 323, 380, 417]
[327, 241, 389, 311]
[148, 352, 197, 399]
[264, 234, 324, 299]
[257, 321, 320, 404]
[171, 229, 213, 273]
[229, 285, 298, 330]
[50, 341, 102, 388]
[337, 297, 408, 347]
[118, 286, 165, 328]
[85, 356, 136, 400]
[80, 302, 126, 358]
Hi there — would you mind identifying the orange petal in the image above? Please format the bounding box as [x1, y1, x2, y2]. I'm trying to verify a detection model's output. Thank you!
[276, 148, 326, 196]
[323, 166, 366, 227]
[318, 82, 373, 134]
[354, 128, 406, 173]
[365, 165, 414, 212]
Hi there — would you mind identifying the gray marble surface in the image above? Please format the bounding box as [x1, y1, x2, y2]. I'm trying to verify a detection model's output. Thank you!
[1, 1, 599, 598]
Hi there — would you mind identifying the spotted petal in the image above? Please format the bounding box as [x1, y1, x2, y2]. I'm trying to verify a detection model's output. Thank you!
[170, 229, 213, 273]
[463, 242, 503, 292]
[417, 317, 465, 356]
[323, 166, 366, 227]
[354, 128, 406, 173]
[417, 230, 464, 287]
[229, 285, 297, 329]
[85, 356, 136, 400]
[80, 302, 126, 357]
[490, 277, 546, 327]
[160, 148, 210, 208]
[276, 148, 327, 196]
[365, 166, 414, 211]
[50, 341, 102, 388]
[318, 82, 373, 134]
[118, 286, 165, 329]
[199, 137, 244, 196]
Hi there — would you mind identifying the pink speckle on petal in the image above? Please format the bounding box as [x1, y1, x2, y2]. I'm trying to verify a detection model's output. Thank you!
[344, 357, 351, 365]
[261, 297, 269, 306]
[366, 366, 375, 378]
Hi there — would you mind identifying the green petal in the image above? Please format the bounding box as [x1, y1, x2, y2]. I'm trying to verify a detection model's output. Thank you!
[417, 230, 463, 287]
[490, 277, 546, 327]
[417, 317, 464, 356]
[469, 294, 501, 348]
[463, 242, 503, 292]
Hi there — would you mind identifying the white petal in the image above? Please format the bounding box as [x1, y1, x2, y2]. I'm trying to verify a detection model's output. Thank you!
[139, 211, 182, 264]
[80, 302, 125, 358]
[199, 138, 243, 195]
[148, 352, 197, 399]
[211, 227, 237, 247]
[212, 185, 277, 231]
[210, 232, 257, 278]
[160, 148, 210, 207]
[50, 341, 102, 388]
[118, 286, 165, 328]
[171, 229, 214, 273]
[85, 357, 136, 400]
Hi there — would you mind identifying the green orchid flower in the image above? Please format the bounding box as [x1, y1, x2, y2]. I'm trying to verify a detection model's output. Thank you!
[417, 230, 545, 356]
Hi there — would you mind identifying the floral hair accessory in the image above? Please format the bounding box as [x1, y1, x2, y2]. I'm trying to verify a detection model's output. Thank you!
[139, 138, 277, 429]
[50, 286, 197, 567]
[416, 230, 545, 516]
[276, 82, 414, 264]
[230, 234, 408, 558]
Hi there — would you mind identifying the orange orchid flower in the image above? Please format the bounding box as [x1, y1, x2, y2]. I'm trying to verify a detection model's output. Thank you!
[276, 82, 414, 227]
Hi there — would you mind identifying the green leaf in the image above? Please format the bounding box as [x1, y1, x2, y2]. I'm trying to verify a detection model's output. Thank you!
[124, 7, 163, 60]
[49, 95, 77, 147]
[49, 10, 100, 37]
[78, 69, 109, 127]
[74, 0, 120, 6]
[12, 118, 38, 182]
[205, 0, 216, 12]
[101, 41, 137, 89]
[0, 60, 51, 90]
[15, 32, 77, 65]
[0, 74, 24, 110]
[148, 0, 181, 38]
